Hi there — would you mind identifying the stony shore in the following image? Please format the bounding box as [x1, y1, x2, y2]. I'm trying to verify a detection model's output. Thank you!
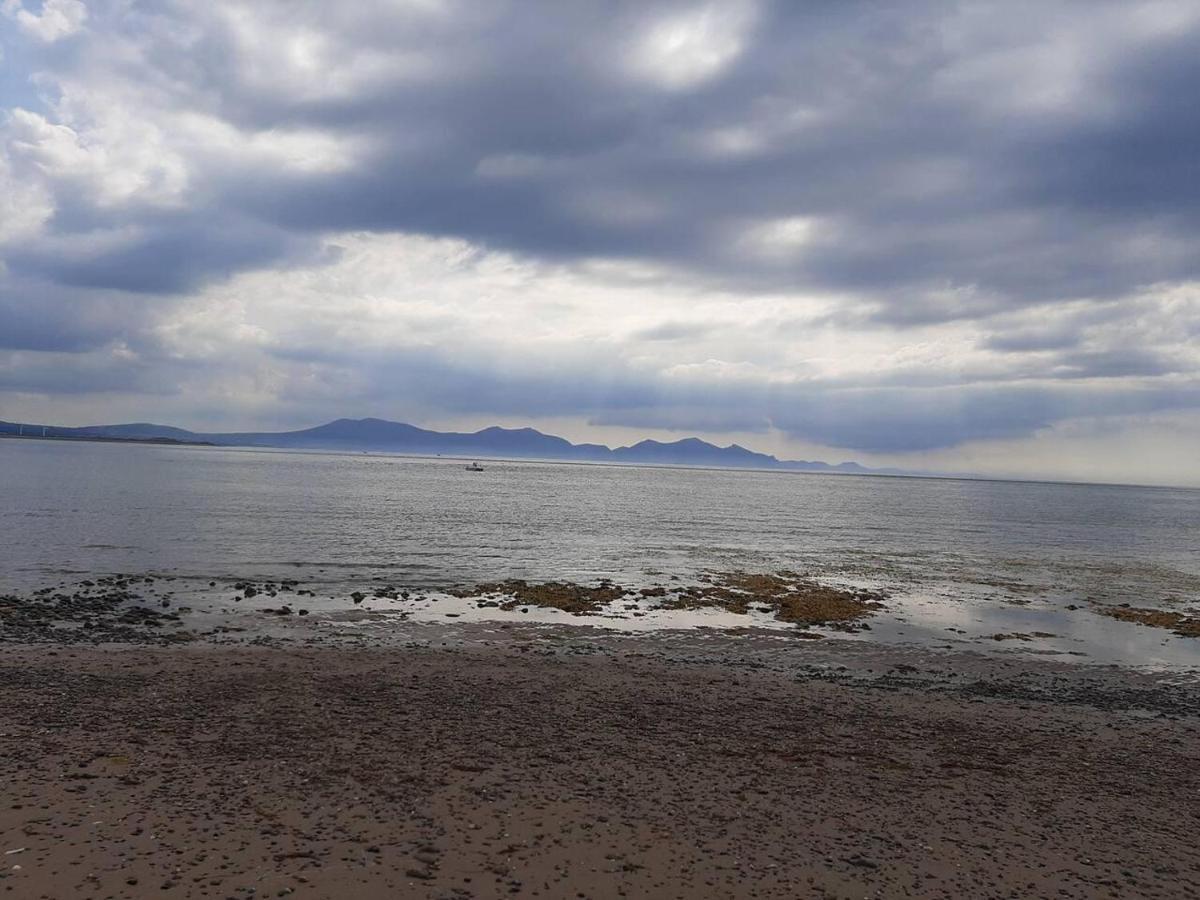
[3, 617, 1199, 899]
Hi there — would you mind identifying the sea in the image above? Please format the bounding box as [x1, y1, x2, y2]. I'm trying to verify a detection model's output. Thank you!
[2, 438, 1199, 668]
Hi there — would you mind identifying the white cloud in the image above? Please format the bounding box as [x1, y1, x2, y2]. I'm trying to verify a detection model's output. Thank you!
[177, 113, 368, 175]
[735, 216, 821, 261]
[0, 150, 53, 244]
[624, 1, 758, 90]
[214, 5, 430, 104]
[4, 0, 87, 43]
[4, 106, 189, 208]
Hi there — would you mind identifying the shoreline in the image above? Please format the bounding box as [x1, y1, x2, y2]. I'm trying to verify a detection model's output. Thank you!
[7, 422, 1200, 491]
[5, 569, 1199, 672]
[3, 632, 1199, 898]
[0, 433, 214, 448]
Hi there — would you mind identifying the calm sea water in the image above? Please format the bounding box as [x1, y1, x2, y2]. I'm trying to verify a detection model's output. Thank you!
[3, 438, 1199, 666]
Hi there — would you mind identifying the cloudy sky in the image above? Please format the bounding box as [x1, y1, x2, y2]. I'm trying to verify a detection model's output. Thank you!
[2, 0, 1200, 485]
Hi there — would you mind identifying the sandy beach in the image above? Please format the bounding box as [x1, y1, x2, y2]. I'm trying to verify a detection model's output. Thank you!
[3, 625, 1198, 899]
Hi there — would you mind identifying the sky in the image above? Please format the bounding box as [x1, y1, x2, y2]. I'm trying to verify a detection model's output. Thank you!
[2, 0, 1199, 486]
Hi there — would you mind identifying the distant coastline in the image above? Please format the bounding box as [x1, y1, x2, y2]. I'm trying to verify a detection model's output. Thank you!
[0, 417, 908, 476]
[0, 432, 214, 448]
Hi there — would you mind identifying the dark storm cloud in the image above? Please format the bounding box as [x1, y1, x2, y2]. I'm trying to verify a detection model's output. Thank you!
[225, 0, 1199, 309]
[763, 383, 1200, 452]
[260, 343, 1200, 454]
[12, 0, 1194, 310]
[1013, 29, 1200, 219]
[7, 211, 320, 294]
[1048, 348, 1181, 380]
[0, 279, 136, 351]
[582, 369, 1200, 453]
[0, 349, 158, 394]
[268, 343, 665, 420]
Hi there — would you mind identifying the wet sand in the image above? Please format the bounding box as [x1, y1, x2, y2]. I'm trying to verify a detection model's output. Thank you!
[3, 629, 1199, 899]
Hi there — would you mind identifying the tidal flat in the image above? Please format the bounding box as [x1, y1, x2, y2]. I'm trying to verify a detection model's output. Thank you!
[5, 568, 1199, 665]
[3, 572, 1199, 899]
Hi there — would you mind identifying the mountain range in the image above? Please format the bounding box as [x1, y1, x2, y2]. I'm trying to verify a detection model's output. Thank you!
[0, 417, 900, 475]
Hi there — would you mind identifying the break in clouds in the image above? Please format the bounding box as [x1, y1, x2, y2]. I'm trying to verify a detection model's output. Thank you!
[2, 0, 1200, 481]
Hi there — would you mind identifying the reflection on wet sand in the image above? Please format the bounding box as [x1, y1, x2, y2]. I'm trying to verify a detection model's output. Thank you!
[4, 569, 1199, 670]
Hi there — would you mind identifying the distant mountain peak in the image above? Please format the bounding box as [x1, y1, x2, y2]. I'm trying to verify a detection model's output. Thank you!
[1, 417, 890, 476]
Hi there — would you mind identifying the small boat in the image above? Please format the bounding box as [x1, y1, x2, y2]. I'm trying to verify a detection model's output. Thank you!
[465, 461, 485, 472]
